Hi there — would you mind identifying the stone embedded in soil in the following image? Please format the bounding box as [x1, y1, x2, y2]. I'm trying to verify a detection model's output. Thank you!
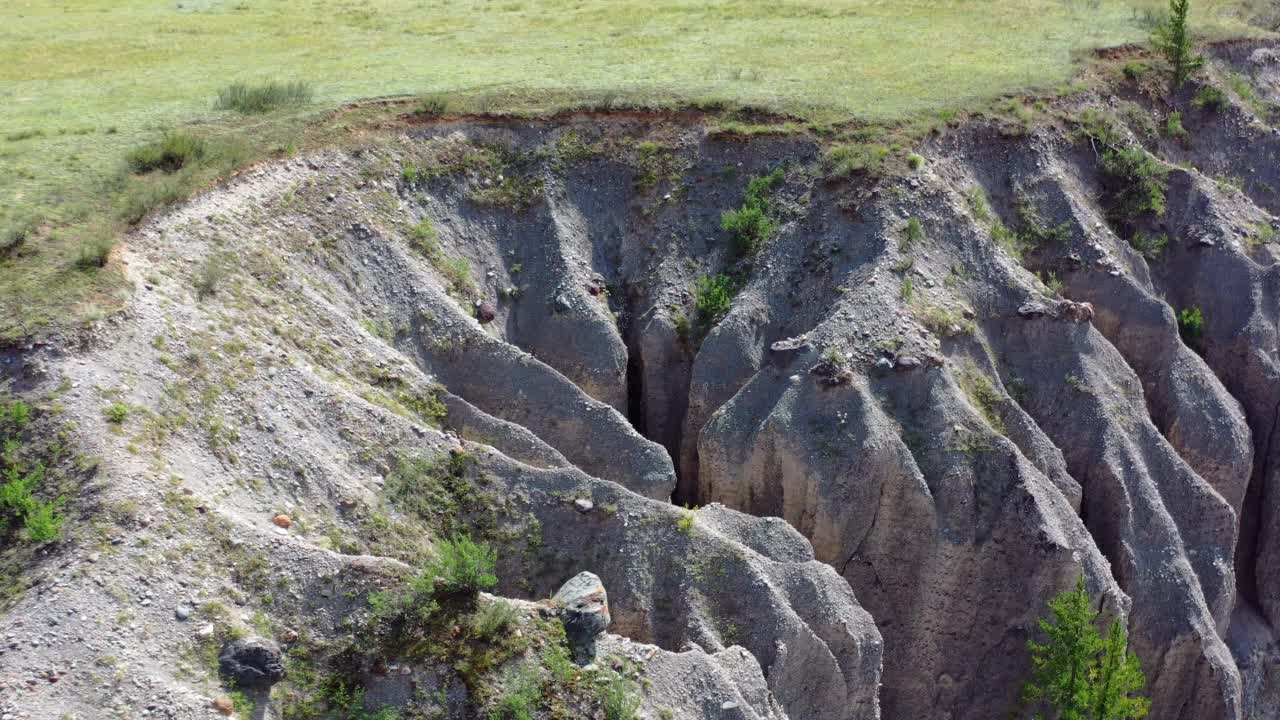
[218, 637, 285, 689]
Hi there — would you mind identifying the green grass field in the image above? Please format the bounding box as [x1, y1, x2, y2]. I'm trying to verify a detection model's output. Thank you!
[0, 0, 1266, 341]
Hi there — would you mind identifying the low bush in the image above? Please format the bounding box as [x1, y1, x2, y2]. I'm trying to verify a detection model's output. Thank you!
[903, 217, 924, 250]
[423, 535, 498, 599]
[195, 255, 228, 300]
[823, 142, 890, 177]
[1100, 146, 1168, 222]
[721, 168, 784, 257]
[1129, 231, 1169, 259]
[1164, 111, 1188, 140]
[1, 399, 66, 544]
[214, 81, 313, 114]
[694, 274, 738, 325]
[1122, 61, 1150, 81]
[1193, 84, 1227, 111]
[104, 403, 129, 424]
[415, 94, 449, 117]
[1178, 306, 1205, 353]
[600, 674, 641, 720]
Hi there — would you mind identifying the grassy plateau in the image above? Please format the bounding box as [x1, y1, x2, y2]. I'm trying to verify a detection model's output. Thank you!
[0, 0, 1267, 341]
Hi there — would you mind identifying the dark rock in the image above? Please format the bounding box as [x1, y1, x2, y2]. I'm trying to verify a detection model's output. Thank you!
[1018, 301, 1051, 319]
[553, 572, 610, 664]
[476, 303, 497, 324]
[894, 356, 921, 371]
[553, 295, 572, 313]
[872, 357, 894, 375]
[218, 637, 284, 689]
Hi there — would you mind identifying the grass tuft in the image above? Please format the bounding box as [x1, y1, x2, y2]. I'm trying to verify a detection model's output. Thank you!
[126, 132, 207, 174]
[214, 81, 313, 114]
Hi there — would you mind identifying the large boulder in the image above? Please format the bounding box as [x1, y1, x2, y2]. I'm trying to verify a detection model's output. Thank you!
[553, 571, 611, 664]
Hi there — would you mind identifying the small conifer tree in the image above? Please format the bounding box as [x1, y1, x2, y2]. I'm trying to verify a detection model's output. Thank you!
[1018, 577, 1149, 720]
[1154, 0, 1204, 88]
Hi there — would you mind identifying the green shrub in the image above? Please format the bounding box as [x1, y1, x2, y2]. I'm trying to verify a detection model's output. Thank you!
[488, 667, 540, 720]
[468, 175, 544, 209]
[601, 674, 641, 720]
[1193, 84, 1227, 111]
[903, 217, 924, 250]
[823, 142, 889, 177]
[957, 363, 1006, 435]
[1076, 108, 1126, 148]
[424, 535, 497, 599]
[469, 599, 520, 641]
[22, 498, 65, 542]
[1122, 61, 1150, 81]
[694, 274, 738, 325]
[126, 132, 207, 174]
[906, 153, 925, 170]
[104, 403, 129, 424]
[1164, 111, 1188, 140]
[1247, 223, 1276, 248]
[0, 398, 67, 545]
[901, 275, 914, 302]
[402, 162, 420, 185]
[1, 401, 31, 432]
[1100, 146, 1168, 221]
[676, 506, 695, 535]
[214, 81, 313, 114]
[721, 168, 784, 257]
[1129, 231, 1169, 259]
[195, 255, 228, 300]
[415, 94, 449, 116]
[1178, 306, 1205, 353]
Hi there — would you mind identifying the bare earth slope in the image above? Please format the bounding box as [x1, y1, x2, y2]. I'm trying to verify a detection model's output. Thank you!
[4, 45, 1280, 720]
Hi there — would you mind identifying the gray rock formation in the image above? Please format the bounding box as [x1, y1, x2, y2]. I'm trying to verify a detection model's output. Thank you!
[553, 571, 611, 663]
[9, 45, 1280, 720]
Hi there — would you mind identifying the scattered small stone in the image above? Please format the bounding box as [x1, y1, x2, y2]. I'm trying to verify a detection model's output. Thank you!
[574, 498, 594, 513]
[211, 696, 234, 715]
[721, 700, 740, 710]
[174, 606, 191, 622]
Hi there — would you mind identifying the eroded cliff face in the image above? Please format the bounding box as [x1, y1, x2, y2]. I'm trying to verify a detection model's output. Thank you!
[4, 44, 1280, 720]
